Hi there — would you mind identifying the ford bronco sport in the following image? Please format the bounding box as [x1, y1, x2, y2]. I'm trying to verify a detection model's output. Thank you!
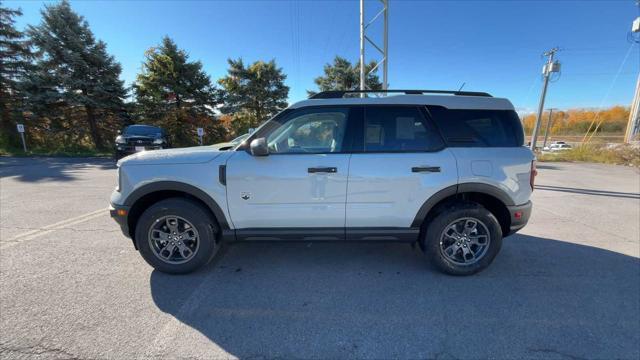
[110, 90, 534, 276]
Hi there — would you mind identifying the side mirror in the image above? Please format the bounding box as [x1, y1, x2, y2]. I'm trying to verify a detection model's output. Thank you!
[249, 138, 269, 156]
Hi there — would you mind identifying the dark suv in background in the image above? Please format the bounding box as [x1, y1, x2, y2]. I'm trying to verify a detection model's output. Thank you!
[115, 125, 170, 160]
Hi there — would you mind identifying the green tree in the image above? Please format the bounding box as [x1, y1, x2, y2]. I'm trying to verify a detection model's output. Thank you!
[308, 56, 382, 96]
[218, 58, 289, 134]
[24, 0, 126, 150]
[134, 36, 222, 146]
[0, 2, 32, 147]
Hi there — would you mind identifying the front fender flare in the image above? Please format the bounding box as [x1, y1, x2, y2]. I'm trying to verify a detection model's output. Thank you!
[124, 181, 230, 231]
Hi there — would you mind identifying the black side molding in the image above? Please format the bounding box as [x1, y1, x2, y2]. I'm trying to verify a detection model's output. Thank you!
[234, 227, 420, 242]
[236, 228, 344, 241]
[219, 165, 226, 186]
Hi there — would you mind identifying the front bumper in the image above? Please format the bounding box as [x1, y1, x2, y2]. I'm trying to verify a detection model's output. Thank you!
[506, 201, 532, 236]
[109, 203, 131, 238]
[115, 145, 164, 155]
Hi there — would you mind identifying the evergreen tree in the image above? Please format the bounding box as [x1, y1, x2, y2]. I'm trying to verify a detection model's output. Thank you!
[134, 36, 221, 146]
[218, 58, 289, 134]
[308, 56, 382, 96]
[0, 2, 32, 147]
[25, 0, 126, 150]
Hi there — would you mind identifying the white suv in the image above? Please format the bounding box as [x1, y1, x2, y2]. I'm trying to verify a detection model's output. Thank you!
[110, 90, 535, 276]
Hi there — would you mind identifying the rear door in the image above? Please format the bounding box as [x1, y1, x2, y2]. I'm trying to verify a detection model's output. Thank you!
[226, 106, 353, 238]
[345, 106, 458, 238]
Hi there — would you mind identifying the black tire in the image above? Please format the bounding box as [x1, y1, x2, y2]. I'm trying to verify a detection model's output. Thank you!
[135, 198, 219, 274]
[422, 202, 502, 276]
[114, 151, 125, 161]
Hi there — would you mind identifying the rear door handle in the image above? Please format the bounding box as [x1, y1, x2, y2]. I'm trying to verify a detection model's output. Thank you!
[308, 167, 337, 173]
[412, 166, 441, 173]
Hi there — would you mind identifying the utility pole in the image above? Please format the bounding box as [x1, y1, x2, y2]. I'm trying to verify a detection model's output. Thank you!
[625, 76, 640, 142]
[542, 108, 556, 150]
[624, 14, 640, 143]
[359, 0, 389, 92]
[359, 0, 365, 93]
[530, 48, 561, 151]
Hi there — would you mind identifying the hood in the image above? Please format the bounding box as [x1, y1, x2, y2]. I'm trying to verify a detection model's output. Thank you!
[119, 146, 223, 166]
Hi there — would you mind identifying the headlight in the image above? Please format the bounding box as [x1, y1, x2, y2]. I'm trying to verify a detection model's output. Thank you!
[153, 138, 164, 145]
[115, 136, 126, 144]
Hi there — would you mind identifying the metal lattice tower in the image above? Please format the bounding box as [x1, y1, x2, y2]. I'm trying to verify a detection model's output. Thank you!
[360, 0, 388, 92]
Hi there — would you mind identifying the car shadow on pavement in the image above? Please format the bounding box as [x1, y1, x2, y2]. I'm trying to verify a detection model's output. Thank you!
[149, 234, 640, 359]
[0, 157, 115, 182]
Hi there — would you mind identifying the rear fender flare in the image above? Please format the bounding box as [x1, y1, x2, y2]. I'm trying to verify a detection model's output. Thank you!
[411, 183, 514, 228]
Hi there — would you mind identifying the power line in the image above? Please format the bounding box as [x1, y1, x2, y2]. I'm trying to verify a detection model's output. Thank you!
[582, 43, 635, 143]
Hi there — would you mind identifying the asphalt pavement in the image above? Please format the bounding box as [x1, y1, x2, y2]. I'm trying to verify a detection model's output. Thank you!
[1, 157, 639, 359]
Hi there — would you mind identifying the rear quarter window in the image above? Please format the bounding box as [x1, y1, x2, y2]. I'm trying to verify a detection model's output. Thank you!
[427, 106, 524, 147]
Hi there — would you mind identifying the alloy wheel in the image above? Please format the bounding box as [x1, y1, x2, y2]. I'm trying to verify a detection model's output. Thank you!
[148, 215, 200, 265]
[439, 217, 490, 265]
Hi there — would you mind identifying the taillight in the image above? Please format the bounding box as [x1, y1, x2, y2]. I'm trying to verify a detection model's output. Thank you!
[530, 160, 537, 190]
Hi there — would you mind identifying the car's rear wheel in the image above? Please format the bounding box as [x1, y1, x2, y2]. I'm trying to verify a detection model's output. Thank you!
[135, 198, 219, 274]
[423, 202, 502, 276]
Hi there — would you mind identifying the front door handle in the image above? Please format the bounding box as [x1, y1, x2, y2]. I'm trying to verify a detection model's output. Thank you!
[412, 166, 441, 173]
[308, 167, 337, 173]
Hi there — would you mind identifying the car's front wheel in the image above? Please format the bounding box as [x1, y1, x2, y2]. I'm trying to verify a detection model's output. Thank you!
[135, 198, 219, 274]
[423, 202, 502, 276]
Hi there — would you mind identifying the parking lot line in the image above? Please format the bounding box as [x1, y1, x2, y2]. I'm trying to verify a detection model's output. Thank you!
[1, 208, 108, 249]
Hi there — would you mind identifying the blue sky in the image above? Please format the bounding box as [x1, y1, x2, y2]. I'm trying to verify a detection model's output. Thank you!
[8, 0, 640, 113]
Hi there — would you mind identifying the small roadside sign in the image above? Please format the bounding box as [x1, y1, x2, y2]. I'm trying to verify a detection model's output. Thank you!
[16, 124, 27, 152]
[197, 127, 204, 146]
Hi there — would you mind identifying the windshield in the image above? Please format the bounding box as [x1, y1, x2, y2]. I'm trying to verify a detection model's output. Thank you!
[124, 125, 162, 136]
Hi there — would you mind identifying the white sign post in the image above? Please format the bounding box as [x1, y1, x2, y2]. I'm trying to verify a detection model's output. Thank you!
[16, 124, 27, 152]
[197, 127, 204, 146]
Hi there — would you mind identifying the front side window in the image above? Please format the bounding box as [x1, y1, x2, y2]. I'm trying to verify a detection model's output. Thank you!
[363, 106, 443, 152]
[266, 107, 348, 154]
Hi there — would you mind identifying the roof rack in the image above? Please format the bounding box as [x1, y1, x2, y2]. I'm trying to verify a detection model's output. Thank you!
[309, 89, 492, 99]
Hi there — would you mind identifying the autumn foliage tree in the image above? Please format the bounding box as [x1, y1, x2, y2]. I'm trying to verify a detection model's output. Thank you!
[217, 58, 289, 135]
[134, 37, 225, 146]
[24, 0, 127, 150]
[522, 106, 630, 138]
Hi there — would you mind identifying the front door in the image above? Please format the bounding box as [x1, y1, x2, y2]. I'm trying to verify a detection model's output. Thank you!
[226, 106, 353, 239]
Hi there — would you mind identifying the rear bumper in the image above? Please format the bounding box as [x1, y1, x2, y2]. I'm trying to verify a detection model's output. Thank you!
[109, 203, 131, 238]
[506, 201, 532, 236]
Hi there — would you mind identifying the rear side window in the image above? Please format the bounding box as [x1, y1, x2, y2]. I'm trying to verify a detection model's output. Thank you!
[363, 106, 444, 152]
[427, 106, 524, 147]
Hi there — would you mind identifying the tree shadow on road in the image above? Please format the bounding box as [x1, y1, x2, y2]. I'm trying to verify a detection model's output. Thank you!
[149, 235, 640, 359]
[0, 157, 115, 182]
[535, 184, 640, 199]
